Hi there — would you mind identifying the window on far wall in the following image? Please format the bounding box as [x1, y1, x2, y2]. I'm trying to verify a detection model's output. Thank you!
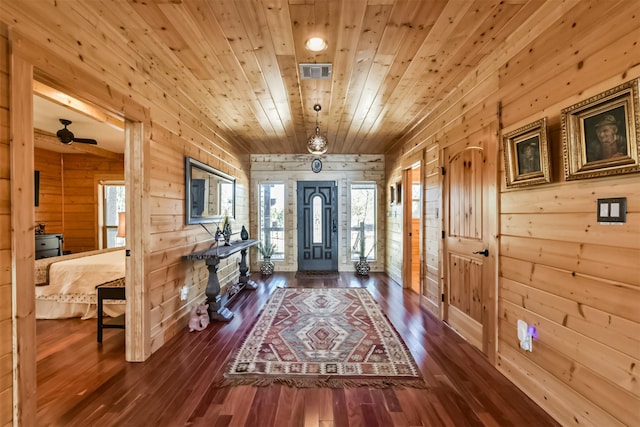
[259, 183, 285, 260]
[350, 182, 377, 261]
[101, 182, 125, 248]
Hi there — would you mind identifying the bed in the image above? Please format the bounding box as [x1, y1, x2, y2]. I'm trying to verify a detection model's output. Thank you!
[35, 249, 126, 319]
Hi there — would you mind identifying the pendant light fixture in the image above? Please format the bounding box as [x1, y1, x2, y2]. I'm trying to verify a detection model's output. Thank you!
[306, 103, 328, 155]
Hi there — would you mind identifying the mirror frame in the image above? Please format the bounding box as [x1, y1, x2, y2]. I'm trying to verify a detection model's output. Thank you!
[185, 156, 236, 225]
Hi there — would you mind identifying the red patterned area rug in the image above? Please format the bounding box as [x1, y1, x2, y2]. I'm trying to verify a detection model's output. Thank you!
[222, 287, 426, 388]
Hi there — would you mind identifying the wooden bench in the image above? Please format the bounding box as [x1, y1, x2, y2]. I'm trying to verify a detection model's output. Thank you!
[97, 278, 126, 342]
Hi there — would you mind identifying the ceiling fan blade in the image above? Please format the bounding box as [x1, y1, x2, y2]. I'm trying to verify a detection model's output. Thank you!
[73, 138, 98, 145]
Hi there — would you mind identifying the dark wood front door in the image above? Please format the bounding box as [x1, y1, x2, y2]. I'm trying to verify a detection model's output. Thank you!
[297, 181, 338, 271]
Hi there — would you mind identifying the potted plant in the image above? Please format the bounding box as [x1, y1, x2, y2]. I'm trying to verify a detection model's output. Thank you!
[258, 241, 276, 276]
[354, 222, 370, 276]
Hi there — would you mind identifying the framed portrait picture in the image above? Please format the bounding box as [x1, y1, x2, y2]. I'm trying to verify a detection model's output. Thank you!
[503, 118, 551, 188]
[561, 78, 639, 180]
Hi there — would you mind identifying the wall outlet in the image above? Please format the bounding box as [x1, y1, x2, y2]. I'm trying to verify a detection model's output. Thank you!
[180, 285, 189, 301]
[517, 319, 533, 352]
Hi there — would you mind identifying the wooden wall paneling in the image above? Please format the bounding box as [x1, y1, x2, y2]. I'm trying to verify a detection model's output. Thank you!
[34, 148, 63, 232]
[501, 256, 639, 323]
[62, 154, 124, 253]
[500, 175, 640, 214]
[394, 70, 499, 158]
[501, 212, 639, 250]
[501, 235, 640, 288]
[9, 45, 36, 427]
[498, 2, 639, 123]
[146, 120, 251, 354]
[125, 119, 151, 362]
[0, 350, 11, 426]
[423, 143, 441, 316]
[9, 32, 145, 125]
[0, 22, 11, 427]
[499, 302, 638, 425]
[398, 1, 519, 130]
[385, 160, 403, 285]
[497, 341, 625, 427]
[147, 125, 191, 355]
[502, 29, 640, 125]
[501, 278, 639, 359]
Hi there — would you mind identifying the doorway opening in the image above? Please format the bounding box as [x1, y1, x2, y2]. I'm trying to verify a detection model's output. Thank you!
[32, 83, 128, 419]
[402, 163, 422, 294]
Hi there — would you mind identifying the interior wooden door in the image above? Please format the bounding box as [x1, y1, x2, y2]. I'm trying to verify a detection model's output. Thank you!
[443, 131, 496, 357]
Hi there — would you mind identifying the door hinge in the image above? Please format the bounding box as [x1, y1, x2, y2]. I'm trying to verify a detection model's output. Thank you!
[441, 293, 445, 302]
[441, 230, 445, 239]
[441, 166, 446, 175]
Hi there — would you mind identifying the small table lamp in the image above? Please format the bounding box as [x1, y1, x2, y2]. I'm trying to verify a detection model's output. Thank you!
[116, 212, 126, 238]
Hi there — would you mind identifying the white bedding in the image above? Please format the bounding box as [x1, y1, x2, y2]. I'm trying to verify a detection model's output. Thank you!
[36, 250, 126, 319]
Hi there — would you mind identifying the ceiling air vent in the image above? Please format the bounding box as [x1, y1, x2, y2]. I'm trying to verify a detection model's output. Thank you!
[299, 63, 332, 80]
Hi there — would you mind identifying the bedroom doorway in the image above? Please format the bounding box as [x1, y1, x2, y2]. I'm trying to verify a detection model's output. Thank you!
[31, 83, 130, 402]
[11, 46, 149, 424]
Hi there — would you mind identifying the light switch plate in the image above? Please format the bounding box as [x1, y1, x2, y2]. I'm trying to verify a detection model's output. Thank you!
[597, 197, 627, 224]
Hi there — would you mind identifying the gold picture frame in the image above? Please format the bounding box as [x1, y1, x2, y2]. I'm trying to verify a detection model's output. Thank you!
[561, 79, 640, 180]
[503, 118, 551, 188]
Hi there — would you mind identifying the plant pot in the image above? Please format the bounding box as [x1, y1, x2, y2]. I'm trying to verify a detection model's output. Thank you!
[260, 257, 275, 276]
[355, 257, 370, 276]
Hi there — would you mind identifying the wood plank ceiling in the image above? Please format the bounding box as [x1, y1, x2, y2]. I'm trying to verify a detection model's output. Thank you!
[4, 0, 544, 155]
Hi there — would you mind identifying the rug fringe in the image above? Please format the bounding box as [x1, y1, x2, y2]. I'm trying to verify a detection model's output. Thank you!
[214, 375, 427, 389]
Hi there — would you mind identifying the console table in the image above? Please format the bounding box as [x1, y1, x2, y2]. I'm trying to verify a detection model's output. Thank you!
[183, 239, 259, 321]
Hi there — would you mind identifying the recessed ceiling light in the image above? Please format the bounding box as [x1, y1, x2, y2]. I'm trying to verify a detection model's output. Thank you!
[305, 37, 328, 52]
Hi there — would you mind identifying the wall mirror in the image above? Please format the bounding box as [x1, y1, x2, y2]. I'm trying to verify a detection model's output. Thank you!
[185, 157, 235, 225]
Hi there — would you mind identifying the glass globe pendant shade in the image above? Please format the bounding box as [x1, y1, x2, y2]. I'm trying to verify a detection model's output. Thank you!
[307, 127, 328, 155]
[307, 103, 328, 155]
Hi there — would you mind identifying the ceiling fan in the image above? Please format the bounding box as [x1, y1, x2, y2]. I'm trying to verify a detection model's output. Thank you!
[56, 119, 98, 145]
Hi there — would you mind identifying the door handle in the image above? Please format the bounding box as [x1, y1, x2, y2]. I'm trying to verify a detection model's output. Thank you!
[473, 248, 489, 257]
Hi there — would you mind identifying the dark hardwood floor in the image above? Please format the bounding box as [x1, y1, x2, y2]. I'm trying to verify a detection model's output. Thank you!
[36, 273, 559, 426]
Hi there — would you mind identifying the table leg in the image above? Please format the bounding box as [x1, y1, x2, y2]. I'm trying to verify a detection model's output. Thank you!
[238, 247, 258, 290]
[205, 260, 234, 321]
[97, 288, 104, 342]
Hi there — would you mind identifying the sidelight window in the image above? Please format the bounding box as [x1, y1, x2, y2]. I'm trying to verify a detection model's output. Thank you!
[350, 182, 377, 261]
[259, 183, 285, 260]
